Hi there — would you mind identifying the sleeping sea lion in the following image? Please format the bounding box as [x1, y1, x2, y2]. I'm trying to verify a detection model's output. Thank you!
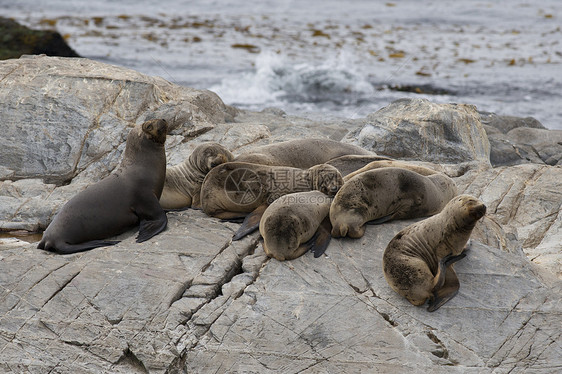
[259, 191, 333, 261]
[160, 143, 234, 209]
[200, 161, 343, 220]
[330, 167, 457, 238]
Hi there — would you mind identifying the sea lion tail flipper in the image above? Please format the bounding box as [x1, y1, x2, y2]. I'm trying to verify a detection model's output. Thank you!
[428, 266, 461, 312]
[310, 217, 333, 258]
[232, 205, 267, 241]
[366, 214, 393, 225]
[136, 197, 168, 243]
[137, 212, 168, 243]
[45, 240, 120, 254]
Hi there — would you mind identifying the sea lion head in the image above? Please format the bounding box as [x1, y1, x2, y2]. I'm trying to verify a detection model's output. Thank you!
[308, 164, 343, 197]
[451, 194, 487, 226]
[330, 211, 366, 238]
[141, 119, 168, 144]
[191, 143, 234, 174]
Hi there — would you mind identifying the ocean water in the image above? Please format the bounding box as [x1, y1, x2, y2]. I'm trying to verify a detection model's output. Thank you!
[3, 0, 562, 128]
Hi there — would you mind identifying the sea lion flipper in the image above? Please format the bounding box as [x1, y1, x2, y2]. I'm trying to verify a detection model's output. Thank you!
[310, 217, 332, 258]
[428, 266, 461, 312]
[232, 204, 267, 241]
[42, 240, 120, 254]
[136, 208, 168, 243]
[366, 214, 393, 225]
[220, 217, 246, 223]
[431, 252, 466, 292]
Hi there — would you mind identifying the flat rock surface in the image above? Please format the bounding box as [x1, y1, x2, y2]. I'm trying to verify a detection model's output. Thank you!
[1, 209, 560, 373]
[1, 57, 561, 373]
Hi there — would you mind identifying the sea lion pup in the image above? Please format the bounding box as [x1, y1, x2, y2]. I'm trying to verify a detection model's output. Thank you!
[37, 119, 169, 254]
[260, 191, 333, 261]
[234, 138, 375, 169]
[343, 160, 438, 182]
[201, 161, 343, 221]
[330, 167, 457, 238]
[383, 195, 486, 311]
[159, 143, 234, 209]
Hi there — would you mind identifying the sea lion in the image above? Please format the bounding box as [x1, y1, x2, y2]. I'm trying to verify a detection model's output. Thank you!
[159, 143, 234, 209]
[330, 167, 457, 238]
[259, 191, 333, 261]
[234, 138, 375, 169]
[383, 195, 486, 311]
[200, 161, 343, 220]
[325, 154, 393, 177]
[37, 119, 169, 254]
[343, 160, 438, 182]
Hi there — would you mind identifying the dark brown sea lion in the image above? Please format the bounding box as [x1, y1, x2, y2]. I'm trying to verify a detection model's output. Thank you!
[37, 119, 168, 254]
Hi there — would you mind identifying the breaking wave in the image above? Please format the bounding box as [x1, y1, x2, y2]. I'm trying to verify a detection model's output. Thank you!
[210, 51, 376, 110]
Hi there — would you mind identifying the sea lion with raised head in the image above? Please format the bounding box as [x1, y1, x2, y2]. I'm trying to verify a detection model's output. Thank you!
[37, 119, 168, 254]
[259, 191, 333, 261]
[201, 161, 343, 221]
[159, 143, 234, 209]
[330, 167, 457, 238]
[383, 195, 486, 311]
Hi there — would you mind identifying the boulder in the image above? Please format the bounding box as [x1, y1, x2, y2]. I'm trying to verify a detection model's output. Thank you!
[0, 55, 242, 231]
[480, 112, 546, 134]
[343, 98, 491, 165]
[0, 57, 561, 373]
[505, 127, 562, 166]
[0, 17, 80, 60]
[480, 112, 562, 167]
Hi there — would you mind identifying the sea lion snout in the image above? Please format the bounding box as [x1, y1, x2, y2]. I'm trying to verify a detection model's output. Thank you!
[470, 203, 487, 220]
[210, 155, 224, 168]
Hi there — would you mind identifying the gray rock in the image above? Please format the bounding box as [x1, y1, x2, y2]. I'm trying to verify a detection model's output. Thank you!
[457, 164, 562, 278]
[1, 57, 561, 373]
[486, 134, 545, 167]
[480, 112, 546, 134]
[482, 115, 562, 167]
[0, 55, 249, 232]
[0, 55, 235, 186]
[505, 127, 562, 165]
[343, 98, 491, 165]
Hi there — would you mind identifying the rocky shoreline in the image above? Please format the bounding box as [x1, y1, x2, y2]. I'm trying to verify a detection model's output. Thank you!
[0, 56, 560, 373]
